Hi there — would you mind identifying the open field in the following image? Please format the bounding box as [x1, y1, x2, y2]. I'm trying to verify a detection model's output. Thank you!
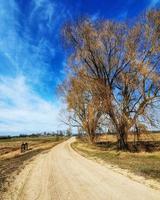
[72, 133, 160, 187]
[95, 133, 160, 151]
[97, 132, 160, 143]
[0, 136, 67, 196]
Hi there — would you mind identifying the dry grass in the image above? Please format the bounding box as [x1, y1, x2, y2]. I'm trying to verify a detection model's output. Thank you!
[97, 132, 160, 143]
[0, 136, 62, 160]
[91, 132, 160, 152]
[72, 134, 160, 183]
[0, 136, 67, 194]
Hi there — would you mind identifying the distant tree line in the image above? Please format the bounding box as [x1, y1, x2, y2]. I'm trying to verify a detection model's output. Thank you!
[0, 130, 72, 139]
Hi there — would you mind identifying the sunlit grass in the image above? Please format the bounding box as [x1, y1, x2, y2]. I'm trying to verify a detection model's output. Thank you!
[72, 138, 160, 182]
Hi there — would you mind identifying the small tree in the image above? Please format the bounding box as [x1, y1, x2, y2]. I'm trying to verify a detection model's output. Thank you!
[59, 73, 104, 143]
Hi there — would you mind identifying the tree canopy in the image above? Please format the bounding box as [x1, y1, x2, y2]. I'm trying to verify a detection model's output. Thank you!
[60, 10, 160, 149]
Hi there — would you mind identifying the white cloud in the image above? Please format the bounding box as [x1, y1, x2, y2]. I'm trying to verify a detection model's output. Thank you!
[0, 0, 56, 82]
[31, 0, 56, 31]
[0, 0, 68, 135]
[0, 75, 65, 134]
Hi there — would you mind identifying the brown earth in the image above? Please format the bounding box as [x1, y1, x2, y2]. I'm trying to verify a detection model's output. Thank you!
[0, 136, 66, 198]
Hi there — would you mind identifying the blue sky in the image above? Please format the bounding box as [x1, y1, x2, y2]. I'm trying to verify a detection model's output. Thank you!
[0, 0, 159, 135]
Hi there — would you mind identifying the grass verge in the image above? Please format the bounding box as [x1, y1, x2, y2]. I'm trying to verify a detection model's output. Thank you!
[72, 139, 160, 183]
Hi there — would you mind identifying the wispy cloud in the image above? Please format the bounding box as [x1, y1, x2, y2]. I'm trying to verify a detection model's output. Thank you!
[0, 75, 64, 134]
[31, 0, 55, 32]
[0, 0, 55, 81]
[0, 0, 66, 134]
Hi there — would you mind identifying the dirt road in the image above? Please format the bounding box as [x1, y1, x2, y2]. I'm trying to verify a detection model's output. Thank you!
[5, 137, 160, 200]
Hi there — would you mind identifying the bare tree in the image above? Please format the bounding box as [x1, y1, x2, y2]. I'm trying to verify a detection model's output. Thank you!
[62, 10, 160, 149]
[59, 73, 103, 143]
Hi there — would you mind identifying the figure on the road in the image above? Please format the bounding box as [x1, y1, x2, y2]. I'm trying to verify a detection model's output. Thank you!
[21, 143, 25, 153]
[25, 143, 28, 151]
[21, 142, 28, 153]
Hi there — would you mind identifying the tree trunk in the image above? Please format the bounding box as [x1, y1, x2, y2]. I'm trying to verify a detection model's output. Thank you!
[86, 126, 96, 144]
[117, 129, 128, 150]
[89, 133, 96, 144]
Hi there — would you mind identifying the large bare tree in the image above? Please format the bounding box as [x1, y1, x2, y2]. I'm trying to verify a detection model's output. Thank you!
[62, 10, 160, 149]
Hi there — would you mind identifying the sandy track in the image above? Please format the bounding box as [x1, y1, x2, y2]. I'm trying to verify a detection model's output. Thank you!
[5, 137, 160, 200]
